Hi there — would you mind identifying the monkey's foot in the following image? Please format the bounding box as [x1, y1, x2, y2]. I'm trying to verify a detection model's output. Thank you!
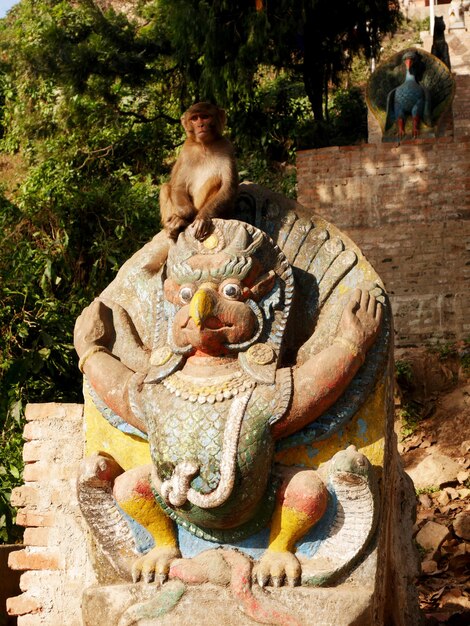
[253, 551, 301, 588]
[132, 546, 181, 584]
[188, 216, 212, 241]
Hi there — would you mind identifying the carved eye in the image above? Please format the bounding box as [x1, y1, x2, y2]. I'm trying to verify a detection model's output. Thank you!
[222, 283, 242, 300]
[179, 286, 194, 304]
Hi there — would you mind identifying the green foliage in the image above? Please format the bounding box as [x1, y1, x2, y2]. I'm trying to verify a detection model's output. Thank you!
[327, 87, 368, 146]
[413, 16, 430, 40]
[415, 485, 439, 495]
[145, 0, 400, 128]
[259, 0, 401, 122]
[428, 341, 458, 361]
[395, 359, 413, 386]
[399, 402, 422, 438]
[238, 155, 297, 199]
[0, 0, 172, 542]
[231, 73, 314, 160]
[0, 401, 24, 543]
[461, 340, 470, 375]
[415, 541, 428, 558]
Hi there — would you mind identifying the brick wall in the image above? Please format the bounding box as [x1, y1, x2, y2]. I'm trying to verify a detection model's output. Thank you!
[7, 404, 96, 626]
[297, 137, 470, 346]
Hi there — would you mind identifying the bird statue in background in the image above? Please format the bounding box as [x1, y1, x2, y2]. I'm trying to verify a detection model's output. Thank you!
[385, 50, 431, 140]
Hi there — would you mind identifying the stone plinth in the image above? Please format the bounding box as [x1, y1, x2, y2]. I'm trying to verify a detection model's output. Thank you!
[83, 583, 376, 626]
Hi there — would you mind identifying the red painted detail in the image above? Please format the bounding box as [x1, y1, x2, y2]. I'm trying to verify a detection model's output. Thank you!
[275, 471, 329, 519]
[134, 480, 153, 500]
[224, 550, 302, 626]
[282, 490, 328, 519]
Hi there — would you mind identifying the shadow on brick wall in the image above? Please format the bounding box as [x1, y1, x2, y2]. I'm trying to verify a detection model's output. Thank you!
[1, 545, 22, 625]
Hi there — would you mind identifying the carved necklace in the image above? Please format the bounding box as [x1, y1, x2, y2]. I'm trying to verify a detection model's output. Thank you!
[162, 369, 255, 404]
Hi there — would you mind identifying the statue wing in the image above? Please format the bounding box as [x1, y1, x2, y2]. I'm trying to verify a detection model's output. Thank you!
[421, 52, 455, 126]
[236, 184, 392, 450]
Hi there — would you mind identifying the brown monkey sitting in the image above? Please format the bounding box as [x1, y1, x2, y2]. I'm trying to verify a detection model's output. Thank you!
[160, 102, 239, 241]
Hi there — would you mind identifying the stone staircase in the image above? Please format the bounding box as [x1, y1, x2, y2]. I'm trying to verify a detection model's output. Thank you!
[421, 25, 470, 137]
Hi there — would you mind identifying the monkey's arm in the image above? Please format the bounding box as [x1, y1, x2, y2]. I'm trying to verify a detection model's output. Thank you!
[168, 157, 197, 218]
[74, 300, 146, 433]
[190, 140, 238, 240]
[272, 289, 382, 440]
[161, 153, 198, 240]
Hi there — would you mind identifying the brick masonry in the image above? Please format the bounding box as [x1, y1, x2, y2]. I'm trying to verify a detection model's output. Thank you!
[7, 404, 96, 626]
[297, 137, 470, 346]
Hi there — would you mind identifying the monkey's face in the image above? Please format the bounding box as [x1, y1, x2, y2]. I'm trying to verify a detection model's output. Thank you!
[188, 112, 215, 142]
[164, 276, 257, 356]
[181, 103, 226, 143]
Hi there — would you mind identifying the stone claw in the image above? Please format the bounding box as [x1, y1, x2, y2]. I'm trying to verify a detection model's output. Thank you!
[253, 551, 301, 588]
[286, 575, 300, 587]
[131, 546, 181, 584]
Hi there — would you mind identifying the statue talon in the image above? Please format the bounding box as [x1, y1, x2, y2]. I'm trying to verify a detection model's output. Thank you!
[253, 551, 301, 588]
[131, 546, 181, 584]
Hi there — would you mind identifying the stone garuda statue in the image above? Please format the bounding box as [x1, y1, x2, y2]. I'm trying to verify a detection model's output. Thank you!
[74, 185, 398, 625]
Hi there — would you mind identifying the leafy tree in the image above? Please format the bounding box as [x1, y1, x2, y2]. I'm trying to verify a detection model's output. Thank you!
[0, 0, 175, 540]
[264, 1, 401, 123]
[151, 0, 400, 126]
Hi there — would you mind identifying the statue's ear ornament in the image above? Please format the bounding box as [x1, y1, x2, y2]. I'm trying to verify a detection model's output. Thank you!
[238, 342, 277, 385]
[143, 347, 184, 384]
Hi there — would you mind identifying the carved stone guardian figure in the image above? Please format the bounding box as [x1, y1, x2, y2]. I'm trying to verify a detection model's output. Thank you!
[74, 185, 421, 625]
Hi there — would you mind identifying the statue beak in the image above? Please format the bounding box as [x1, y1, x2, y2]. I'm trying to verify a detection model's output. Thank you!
[189, 288, 215, 328]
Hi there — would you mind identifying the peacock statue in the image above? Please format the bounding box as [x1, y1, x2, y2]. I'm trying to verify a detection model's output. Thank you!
[367, 47, 454, 142]
[385, 50, 431, 139]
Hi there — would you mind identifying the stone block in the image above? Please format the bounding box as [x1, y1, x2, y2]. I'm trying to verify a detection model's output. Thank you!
[17, 616, 46, 626]
[6, 593, 41, 616]
[11, 486, 40, 508]
[23, 527, 51, 548]
[23, 419, 80, 441]
[453, 512, 470, 541]
[25, 403, 83, 422]
[8, 548, 62, 571]
[22, 441, 43, 462]
[23, 461, 79, 482]
[15, 511, 55, 529]
[405, 451, 462, 488]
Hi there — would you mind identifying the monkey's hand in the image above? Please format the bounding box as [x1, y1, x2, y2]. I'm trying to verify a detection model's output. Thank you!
[165, 214, 191, 241]
[189, 215, 212, 241]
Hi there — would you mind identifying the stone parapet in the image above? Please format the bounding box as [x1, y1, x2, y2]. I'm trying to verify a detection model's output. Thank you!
[7, 403, 96, 626]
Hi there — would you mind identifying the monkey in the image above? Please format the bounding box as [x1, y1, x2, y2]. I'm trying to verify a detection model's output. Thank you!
[160, 102, 239, 242]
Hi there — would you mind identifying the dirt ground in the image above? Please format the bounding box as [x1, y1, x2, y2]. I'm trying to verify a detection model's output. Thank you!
[395, 346, 470, 625]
